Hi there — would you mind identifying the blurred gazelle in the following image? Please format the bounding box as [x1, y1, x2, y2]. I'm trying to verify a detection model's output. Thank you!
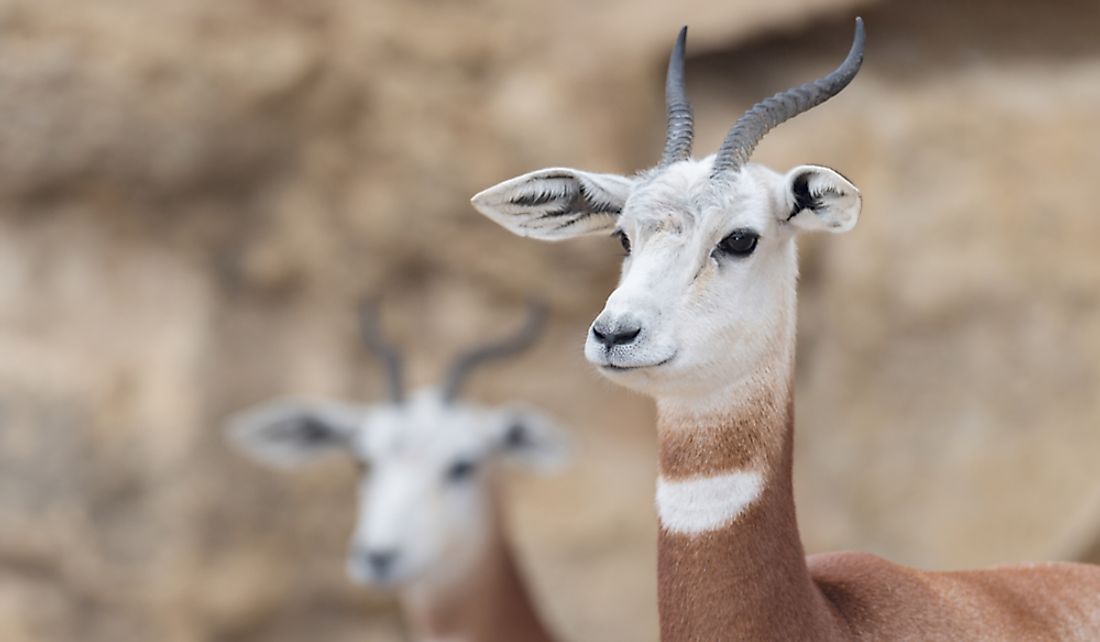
[228, 303, 565, 642]
[473, 19, 1100, 642]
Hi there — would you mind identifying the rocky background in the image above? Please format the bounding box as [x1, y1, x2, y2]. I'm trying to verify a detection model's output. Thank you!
[0, 0, 1098, 640]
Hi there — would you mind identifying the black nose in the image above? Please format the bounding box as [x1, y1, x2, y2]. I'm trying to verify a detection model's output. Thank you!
[591, 319, 642, 348]
[366, 550, 398, 576]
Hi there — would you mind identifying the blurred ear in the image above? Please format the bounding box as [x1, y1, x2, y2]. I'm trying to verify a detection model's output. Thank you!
[225, 398, 365, 468]
[781, 165, 861, 233]
[491, 405, 571, 472]
[471, 168, 634, 241]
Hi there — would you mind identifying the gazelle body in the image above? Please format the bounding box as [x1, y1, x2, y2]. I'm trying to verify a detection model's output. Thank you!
[473, 19, 1100, 641]
[227, 305, 564, 642]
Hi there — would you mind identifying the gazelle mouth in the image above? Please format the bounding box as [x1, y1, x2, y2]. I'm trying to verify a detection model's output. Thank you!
[601, 354, 675, 372]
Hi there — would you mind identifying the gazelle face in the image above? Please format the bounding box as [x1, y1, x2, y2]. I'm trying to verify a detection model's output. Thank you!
[472, 159, 860, 399]
[226, 390, 567, 591]
[472, 19, 864, 401]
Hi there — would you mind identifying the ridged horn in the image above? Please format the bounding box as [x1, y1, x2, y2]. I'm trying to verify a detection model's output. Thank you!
[442, 301, 548, 403]
[359, 300, 405, 403]
[711, 17, 865, 177]
[659, 26, 695, 167]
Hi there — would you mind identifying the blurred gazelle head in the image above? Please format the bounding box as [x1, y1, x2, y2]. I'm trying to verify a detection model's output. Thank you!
[472, 21, 865, 402]
[226, 303, 567, 592]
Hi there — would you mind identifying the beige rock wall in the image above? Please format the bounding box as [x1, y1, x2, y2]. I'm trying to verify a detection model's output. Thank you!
[0, 0, 1097, 641]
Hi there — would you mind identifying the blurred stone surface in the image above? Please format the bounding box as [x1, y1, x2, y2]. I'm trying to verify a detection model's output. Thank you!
[0, 0, 1097, 641]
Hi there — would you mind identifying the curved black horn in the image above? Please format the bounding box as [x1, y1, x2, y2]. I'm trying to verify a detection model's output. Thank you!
[442, 301, 548, 403]
[659, 26, 695, 168]
[711, 17, 865, 177]
[359, 300, 405, 403]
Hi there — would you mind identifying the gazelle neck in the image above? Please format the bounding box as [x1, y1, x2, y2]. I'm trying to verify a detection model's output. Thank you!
[402, 493, 554, 642]
[653, 316, 840, 641]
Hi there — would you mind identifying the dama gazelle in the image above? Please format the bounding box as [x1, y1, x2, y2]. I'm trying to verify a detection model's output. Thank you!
[227, 303, 566, 642]
[472, 19, 1100, 641]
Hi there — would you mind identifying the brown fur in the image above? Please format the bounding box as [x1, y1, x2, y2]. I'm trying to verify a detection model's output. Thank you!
[403, 493, 556, 642]
[655, 369, 1100, 641]
[658, 382, 788, 480]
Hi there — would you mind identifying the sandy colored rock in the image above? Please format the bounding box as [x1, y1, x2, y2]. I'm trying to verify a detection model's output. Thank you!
[0, 0, 1097, 641]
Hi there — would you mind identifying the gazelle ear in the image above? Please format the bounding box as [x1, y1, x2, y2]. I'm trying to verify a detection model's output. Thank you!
[225, 398, 365, 468]
[781, 165, 861, 234]
[471, 168, 635, 241]
[491, 405, 571, 472]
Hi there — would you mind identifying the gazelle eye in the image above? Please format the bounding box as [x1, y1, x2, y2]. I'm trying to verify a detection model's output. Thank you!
[612, 230, 631, 255]
[716, 229, 759, 257]
[445, 459, 477, 483]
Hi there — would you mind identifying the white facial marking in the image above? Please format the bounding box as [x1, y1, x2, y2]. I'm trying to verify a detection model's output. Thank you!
[656, 470, 764, 535]
[474, 158, 860, 401]
[347, 391, 500, 589]
[227, 389, 568, 594]
[579, 161, 804, 398]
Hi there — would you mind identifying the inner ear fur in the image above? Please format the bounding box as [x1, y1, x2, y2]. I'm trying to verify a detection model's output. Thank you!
[493, 406, 570, 472]
[225, 398, 363, 468]
[470, 167, 634, 241]
[782, 165, 861, 234]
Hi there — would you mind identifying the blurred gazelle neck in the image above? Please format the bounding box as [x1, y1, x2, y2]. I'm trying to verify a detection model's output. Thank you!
[403, 491, 554, 642]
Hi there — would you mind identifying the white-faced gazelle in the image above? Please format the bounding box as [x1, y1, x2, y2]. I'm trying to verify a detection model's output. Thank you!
[227, 302, 566, 642]
[472, 18, 1100, 642]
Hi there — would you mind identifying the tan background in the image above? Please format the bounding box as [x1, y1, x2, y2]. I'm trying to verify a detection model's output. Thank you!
[1, 0, 1098, 640]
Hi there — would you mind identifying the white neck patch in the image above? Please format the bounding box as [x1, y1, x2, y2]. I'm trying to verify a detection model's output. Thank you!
[656, 471, 764, 535]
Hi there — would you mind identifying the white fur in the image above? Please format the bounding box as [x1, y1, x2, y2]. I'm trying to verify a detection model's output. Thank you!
[656, 471, 764, 535]
[474, 157, 859, 400]
[227, 388, 568, 594]
[783, 165, 861, 233]
[470, 167, 635, 241]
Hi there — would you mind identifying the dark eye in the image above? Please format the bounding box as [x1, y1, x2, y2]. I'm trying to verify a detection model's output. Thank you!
[503, 423, 527, 449]
[445, 459, 477, 483]
[612, 230, 631, 255]
[715, 229, 759, 257]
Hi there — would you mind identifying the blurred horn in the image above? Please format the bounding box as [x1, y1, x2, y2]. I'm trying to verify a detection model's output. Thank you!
[442, 301, 548, 403]
[711, 17, 865, 177]
[659, 26, 695, 168]
[359, 299, 405, 403]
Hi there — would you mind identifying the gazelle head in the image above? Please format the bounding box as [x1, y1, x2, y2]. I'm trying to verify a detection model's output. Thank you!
[226, 303, 567, 592]
[473, 20, 865, 402]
